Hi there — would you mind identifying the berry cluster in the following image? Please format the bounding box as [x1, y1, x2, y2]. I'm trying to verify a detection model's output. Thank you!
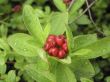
[44, 35, 68, 59]
[63, 0, 72, 5]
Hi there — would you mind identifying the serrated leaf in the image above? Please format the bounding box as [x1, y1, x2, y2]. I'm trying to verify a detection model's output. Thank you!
[72, 36, 110, 59]
[8, 33, 39, 57]
[50, 12, 68, 35]
[5, 70, 16, 82]
[53, 0, 67, 12]
[23, 5, 44, 45]
[69, 58, 95, 79]
[54, 64, 76, 82]
[25, 64, 56, 82]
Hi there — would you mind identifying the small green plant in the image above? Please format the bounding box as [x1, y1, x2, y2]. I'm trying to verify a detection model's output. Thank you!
[0, 0, 110, 82]
[7, 4, 110, 82]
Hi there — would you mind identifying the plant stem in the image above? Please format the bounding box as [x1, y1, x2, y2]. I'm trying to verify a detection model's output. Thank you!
[69, 0, 96, 24]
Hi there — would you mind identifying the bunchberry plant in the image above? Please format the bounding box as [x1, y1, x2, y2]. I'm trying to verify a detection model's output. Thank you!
[7, 3, 110, 82]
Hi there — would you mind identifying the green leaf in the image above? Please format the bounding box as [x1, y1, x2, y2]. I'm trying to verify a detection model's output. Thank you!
[73, 34, 97, 51]
[0, 64, 6, 75]
[25, 64, 56, 82]
[0, 80, 5, 82]
[0, 55, 5, 65]
[0, 51, 6, 65]
[37, 49, 48, 62]
[59, 56, 71, 64]
[69, 0, 86, 15]
[35, 8, 45, 18]
[72, 36, 110, 59]
[80, 78, 93, 82]
[49, 55, 71, 64]
[0, 24, 8, 37]
[5, 70, 16, 82]
[43, 23, 51, 42]
[0, 38, 10, 52]
[53, 0, 67, 12]
[54, 64, 76, 82]
[94, 72, 104, 81]
[68, 12, 78, 24]
[69, 58, 95, 79]
[23, 5, 44, 45]
[76, 15, 91, 25]
[23, 72, 35, 82]
[50, 12, 68, 35]
[105, 76, 110, 82]
[0, 0, 7, 4]
[92, 63, 100, 75]
[8, 33, 39, 57]
[66, 26, 74, 53]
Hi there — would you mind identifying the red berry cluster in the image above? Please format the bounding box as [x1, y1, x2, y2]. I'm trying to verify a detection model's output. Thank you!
[44, 35, 68, 59]
[63, 0, 72, 5]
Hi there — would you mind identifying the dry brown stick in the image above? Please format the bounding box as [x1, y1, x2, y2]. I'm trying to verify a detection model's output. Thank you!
[86, 0, 105, 35]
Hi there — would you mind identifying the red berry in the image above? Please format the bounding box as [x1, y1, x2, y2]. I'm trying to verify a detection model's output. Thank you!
[59, 35, 65, 40]
[44, 42, 55, 51]
[62, 43, 68, 52]
[63, 0, 72, 5]
[64, 39, 67, 43]
[48, 35, 56, 40]
[48, 48, 58, 57]
[44, 43, 51, 51]
[47, 39, 56, 46]
[48, 48, 53, 55]
[12, 5, 21, 12]
[58, 49, 66, 59]
[55, 36, 64, 46]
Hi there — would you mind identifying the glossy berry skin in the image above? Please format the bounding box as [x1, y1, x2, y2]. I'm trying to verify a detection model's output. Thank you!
[62, 43, 68, 52]
[55, 36, 64, 46]
[44, 43, 51, 51]
[44, 42, 56, 51]
[44, 34, 68, 59]
[58, 49, 66, 59]
[47, 35, 56, 46]
[48, 35, 56, 40]
[48, 48, 58, 57]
